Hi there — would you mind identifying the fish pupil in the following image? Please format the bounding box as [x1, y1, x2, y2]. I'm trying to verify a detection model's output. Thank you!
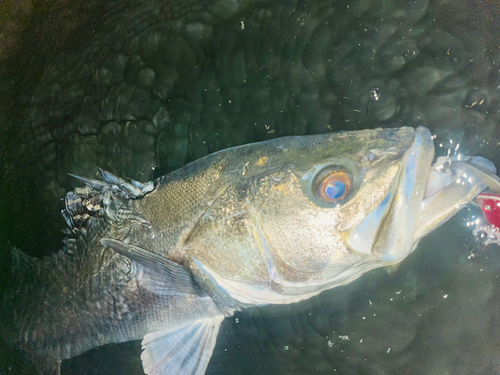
[326, 181, 346, 199]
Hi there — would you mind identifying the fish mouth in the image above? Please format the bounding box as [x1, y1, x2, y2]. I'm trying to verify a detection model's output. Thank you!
[347, 126, 498, 262]
[413, 156, 498, 242]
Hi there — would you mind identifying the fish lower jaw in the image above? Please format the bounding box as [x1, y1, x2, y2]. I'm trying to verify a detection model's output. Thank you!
[195, 257, 397, 306]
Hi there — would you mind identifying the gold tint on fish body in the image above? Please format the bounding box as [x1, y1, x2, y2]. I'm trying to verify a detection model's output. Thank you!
[178, 131, 408, 298]
[255, 156, 269, 167]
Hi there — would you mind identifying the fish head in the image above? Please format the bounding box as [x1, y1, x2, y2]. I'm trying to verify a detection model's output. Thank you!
[187, 127, 494, 305]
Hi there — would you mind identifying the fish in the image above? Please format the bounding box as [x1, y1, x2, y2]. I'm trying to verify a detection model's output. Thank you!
[1, 126, 498, 375]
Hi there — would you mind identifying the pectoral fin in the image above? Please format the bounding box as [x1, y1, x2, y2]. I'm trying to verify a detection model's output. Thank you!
[100, 238, 199, 296]
[101, 238, 225, 374]
[141, 315, 224, 375]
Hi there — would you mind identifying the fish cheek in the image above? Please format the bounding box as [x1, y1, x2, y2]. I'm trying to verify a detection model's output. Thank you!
[333, 163, 400, 232]
[253, 170, 354, 278]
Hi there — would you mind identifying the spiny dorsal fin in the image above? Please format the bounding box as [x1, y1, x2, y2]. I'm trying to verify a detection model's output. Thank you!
[11, 246, 38, 278]
[64, 169, 154, 232]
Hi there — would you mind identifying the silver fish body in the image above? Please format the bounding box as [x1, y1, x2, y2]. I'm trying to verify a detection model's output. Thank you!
[1, 126, 495, 374]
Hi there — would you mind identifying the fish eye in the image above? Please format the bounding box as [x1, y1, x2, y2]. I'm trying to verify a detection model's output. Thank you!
[315, 171, 352, 203]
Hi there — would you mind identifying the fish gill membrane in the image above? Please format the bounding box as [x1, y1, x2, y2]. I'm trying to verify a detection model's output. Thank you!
[1, 126, 498, 375]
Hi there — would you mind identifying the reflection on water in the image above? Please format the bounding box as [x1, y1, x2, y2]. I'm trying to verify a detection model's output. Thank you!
[1, 0, 500, 374]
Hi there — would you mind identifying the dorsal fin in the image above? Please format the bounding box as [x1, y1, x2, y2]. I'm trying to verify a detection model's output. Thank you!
[11, 246, 37, 274]
[63, 169, 154, 233]
[5, 246, 41, 291]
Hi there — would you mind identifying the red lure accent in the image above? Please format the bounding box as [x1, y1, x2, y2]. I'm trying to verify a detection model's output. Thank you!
[477, 193, 500, 228]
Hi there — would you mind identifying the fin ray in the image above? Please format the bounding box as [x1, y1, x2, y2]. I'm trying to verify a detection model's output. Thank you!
[141, 315, 224, 375]
[101, 238, 200, 296]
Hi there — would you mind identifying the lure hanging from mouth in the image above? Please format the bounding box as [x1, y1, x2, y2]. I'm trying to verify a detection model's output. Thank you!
[455, 161, 500, 228]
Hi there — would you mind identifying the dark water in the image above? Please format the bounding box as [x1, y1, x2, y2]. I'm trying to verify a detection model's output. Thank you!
[1, 0, 500, 374]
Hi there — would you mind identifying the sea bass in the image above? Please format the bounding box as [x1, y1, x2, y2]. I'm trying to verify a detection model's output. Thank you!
[2, 126, 498, 374]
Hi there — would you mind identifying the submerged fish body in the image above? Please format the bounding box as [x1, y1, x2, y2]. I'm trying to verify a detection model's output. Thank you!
[1, 126, 496, 374]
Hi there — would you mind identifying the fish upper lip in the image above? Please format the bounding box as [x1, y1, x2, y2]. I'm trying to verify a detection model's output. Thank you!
[347, 127, 435, 260]
[373, 126, 435, 260]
